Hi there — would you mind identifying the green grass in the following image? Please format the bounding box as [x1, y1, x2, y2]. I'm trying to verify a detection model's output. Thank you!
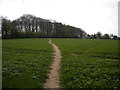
[2, 38, 120, 88]
[52, 39, 120, 88]
[2, 38, 53, 88]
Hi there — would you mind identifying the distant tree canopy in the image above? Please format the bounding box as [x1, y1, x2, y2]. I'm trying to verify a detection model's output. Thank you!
[87, 32, 118, 40]
[1, 14, 119, 39]
[2, 14, 87, 39]
[2, 18, 19, 39]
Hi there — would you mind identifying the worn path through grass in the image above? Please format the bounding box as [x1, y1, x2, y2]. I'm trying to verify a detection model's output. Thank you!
[44, 39, 62, 88]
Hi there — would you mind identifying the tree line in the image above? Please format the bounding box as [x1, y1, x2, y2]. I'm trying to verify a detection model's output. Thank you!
[1, 14, 87, 39]
[87, 32, 119, 39]
[1, 14, 119, 39]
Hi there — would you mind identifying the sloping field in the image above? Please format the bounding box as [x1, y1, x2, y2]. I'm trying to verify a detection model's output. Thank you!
[2, 39, 53, 88]
[52, 39, 120, 88]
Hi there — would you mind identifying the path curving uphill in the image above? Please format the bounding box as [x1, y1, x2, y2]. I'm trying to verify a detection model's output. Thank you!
[44, 39, 62, 88]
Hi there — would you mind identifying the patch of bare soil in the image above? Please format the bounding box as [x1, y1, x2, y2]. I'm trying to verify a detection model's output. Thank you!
[71, 53, 79, 56]
[44, 39, 62, 88]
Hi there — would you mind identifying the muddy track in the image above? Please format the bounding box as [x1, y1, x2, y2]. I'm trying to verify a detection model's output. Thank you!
[44, 39, 62, 88]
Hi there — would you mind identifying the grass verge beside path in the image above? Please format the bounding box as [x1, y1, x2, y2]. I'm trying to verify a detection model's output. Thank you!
[2, 38, 53, 88]
[52, 38, 120, 88]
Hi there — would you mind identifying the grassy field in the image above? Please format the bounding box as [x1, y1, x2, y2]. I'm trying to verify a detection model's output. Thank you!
[2, 38, 53, 88]
[2, 38, 120, 88]
[52, 39, 120, 88]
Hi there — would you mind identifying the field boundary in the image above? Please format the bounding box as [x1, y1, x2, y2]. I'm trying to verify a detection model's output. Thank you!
[44, 39, 62, 88]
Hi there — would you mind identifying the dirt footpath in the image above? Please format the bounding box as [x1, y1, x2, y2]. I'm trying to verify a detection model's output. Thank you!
[44, 39, 62, 88]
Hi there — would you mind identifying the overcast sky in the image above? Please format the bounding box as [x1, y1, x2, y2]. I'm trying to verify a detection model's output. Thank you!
[0, 0, 119, 36]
